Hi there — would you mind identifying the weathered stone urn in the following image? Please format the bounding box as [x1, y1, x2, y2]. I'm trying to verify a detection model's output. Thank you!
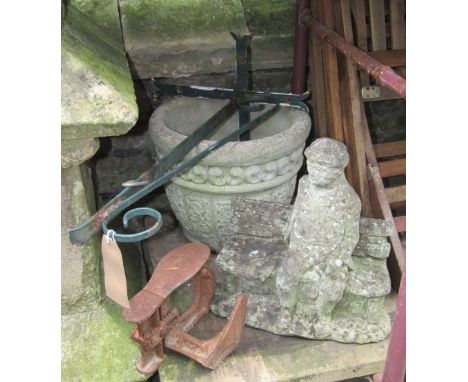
[149, 97, 311, 250]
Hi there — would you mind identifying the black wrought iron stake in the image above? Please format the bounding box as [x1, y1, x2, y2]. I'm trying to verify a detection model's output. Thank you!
[231, 32, 251, 141]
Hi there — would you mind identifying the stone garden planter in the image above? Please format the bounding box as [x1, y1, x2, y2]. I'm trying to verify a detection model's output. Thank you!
[149, 97, 311, 251]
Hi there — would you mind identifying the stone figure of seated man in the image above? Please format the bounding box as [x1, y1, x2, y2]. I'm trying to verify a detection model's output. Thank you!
[211, 138, 362, 340]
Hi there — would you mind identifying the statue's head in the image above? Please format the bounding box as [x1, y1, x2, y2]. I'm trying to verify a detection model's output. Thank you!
[304, 138, 349, 187]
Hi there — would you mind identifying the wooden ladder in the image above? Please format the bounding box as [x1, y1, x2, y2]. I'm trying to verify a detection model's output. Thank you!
[355, 0, 406, 285]
[308, 0, 406, 286]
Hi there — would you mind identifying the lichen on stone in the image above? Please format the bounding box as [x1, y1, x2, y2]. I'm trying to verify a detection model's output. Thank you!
[61, 3, 137, 139]
[211, 139, 394, 344]
[119, 0, 248, 51]
[61, 301, 148, 382]
[242, 0, 295, 36]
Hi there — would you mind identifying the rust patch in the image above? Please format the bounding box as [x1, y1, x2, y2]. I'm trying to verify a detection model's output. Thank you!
[122, 243, 247, 374]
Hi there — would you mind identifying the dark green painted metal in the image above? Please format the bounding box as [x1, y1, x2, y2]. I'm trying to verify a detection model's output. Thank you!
[69, 98, 238, 244]
[152, 32, 310, 139]
[153, 82, 310, 112]
[69, 32, 310, 245]
[231, 32, 252, 141]
[68, 101, 280, 244]
[102, 207, 162, 243]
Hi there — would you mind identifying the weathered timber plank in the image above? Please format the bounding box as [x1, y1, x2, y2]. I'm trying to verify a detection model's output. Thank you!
[309, 0, 329, 138]
[389, 200, 406, 210]
[373, 140, 406, 158]
[335, 0, 372, 217]
[333, 0, 355, 188]
[389, 0, 406, 50]
[388, 0, 406, 77]
[368, 0, 387, 52]
[368, 49, 406, 67]
[159, 293, 397, 382]
[362, 101, 405, 289]
[394, 215, 406, 233]
[378, 158, 406, 177]
[317, 0, 344, 142]
[350, 0, 370, 86]
[385, 185, 406, 207]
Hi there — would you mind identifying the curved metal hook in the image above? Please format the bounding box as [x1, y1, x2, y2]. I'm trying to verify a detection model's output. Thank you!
[102, 207, 163, 243]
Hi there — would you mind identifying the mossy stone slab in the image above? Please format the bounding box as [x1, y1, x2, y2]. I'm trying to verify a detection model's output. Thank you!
[119, 0, 248, 78]
[119, 0, 296, 78]
[68, 0, 122, 43]
[242, 0, 295, 36]
[120, 0, 248, 53]
[61, 301, 147, 382]
[61, 3, 137, 140]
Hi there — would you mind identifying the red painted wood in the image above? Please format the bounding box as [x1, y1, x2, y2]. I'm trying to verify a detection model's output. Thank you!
[382, 269, 406, 382]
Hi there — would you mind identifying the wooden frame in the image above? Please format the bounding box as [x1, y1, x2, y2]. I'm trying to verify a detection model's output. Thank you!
[307, 0, 406, 288]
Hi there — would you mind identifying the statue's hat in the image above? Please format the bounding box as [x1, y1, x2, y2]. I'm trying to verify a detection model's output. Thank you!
[304, 138, 349, 168]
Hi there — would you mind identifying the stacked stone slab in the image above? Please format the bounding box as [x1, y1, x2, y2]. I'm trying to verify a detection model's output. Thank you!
[330, 218, 393, 343]
[119, 0, 296, 79]
[211, 206, 394, 344]
[211, 198, 292, 331]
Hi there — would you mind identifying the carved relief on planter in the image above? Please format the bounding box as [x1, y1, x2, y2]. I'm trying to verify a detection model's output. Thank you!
[164, 176, 299, 251]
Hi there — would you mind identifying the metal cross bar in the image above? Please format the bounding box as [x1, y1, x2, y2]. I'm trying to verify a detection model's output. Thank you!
[69, 101, 280, 244]
[231, 32, 252, 141]
[152, 83, 310, 112]
[69, 32, 310, 246]
[152, 32, 311, 118]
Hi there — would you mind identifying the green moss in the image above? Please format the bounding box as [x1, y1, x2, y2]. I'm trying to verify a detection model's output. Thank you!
[62, 6, 135, 105]
[62, 163, 147, 380]
[61, 4, 138, 139]
[242, 0, 295, 35]
[70, 0, 122, 42]
[159, 355, 208, 382]
[159, 359, 185, 381]
[62, 301, 147, 382]
[61, 44, 138, 139]
[120, 0, 247, 44]
[117, 0, 296, 78]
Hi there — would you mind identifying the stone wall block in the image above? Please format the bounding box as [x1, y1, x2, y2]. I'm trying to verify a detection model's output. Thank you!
[61, 138, 100, 168]
[119, 0, 296, 78]
[61, 2, 138, 140]
[61, 165, 102, 313]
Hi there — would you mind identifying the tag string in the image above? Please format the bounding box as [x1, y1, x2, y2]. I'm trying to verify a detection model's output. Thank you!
[106, 229, 116, 244]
